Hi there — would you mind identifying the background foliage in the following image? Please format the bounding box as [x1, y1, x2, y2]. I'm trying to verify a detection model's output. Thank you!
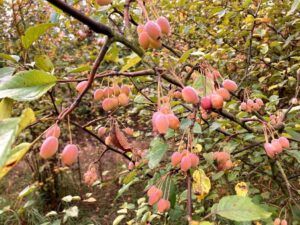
[0, 0, 299, 224]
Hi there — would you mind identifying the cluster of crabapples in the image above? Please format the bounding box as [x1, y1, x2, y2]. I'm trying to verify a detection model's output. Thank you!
[152, 104, 180, 134]
[147, 186, 170, 213]
[240, 98, 264, 112]
[270, 113, 284, 126]
[171, 150, 199, 171]
[76, 81, 131, 111]
[178, 79, 238, 113]
[273, 218, 288, 225]
[83, 166, 98, 186]
[39, 124, 79, 166]
[213, 151, 233, 171]
[264, 136, 289, 158]
[137, 16, 171, 50]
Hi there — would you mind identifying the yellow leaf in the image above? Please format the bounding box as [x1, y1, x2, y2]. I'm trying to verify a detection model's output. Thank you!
[193, 144, 203, 153]
[0, 98, 13, 120]
[0, 143, 31, 180]
[255, 17, 271, 23]
[17, 108, 36, 134]
[244, 15, 254, 24]
[192, 169, 211, 201]
[121, 54, 141, 72]
[235, 182, 248, 197]
[190, 221, 214, 225]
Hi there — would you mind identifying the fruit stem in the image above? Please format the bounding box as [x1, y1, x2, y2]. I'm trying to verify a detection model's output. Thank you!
[186, 170, 192, 221]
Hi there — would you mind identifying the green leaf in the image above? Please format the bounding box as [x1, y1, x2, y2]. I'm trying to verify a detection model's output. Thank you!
[121, 54, 141, 72]
[287, 150, 300, 163]
[0, 67, 15, 80]
[178, 49, 194, 63]
[34, 55, 54, 72]
[0, 109, 35, 180]
[0, 118, 20, 169]
[0, 98, 13, 120]
[180, 118, 192, 130]
[18, 183, 38, 198]
[104, 43, 119, 63]
[288, 0, 300, 16]
[211, 195, 271, 221]
[116, 178, 138, 199]
[0, 70, 57, 101]
[0, 53, 20, 63]
[285, 128, 300, 142]
[67, 65, 91, 73]
[147, 137, 168, 169]
[21, 23, 55, 49]
[193, 123, 202, 134]
[123, 170, 137, 184]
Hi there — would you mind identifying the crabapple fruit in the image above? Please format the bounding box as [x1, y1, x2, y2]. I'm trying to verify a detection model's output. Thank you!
[264, 143, 276, 158]
[149, 38, 162, 49]
[167, 114, 180, 130]
[211, 94, 224, 109]
[128, 161, 134, 170]
[103, 87, 114, 97]
[171, 151, 182, 166]
[102, 98, 115, 111]
[189, 153, 199, 168]
[271, 139, 283, 153]
[180, 155, 192, 172]
[240, 102, 247, 111]
[148, 188, 163, 205]
[138, 31, 150, 49]
[182, 86, 199, 104]
[118, 93, 129, 106]
[201, 96, 212, 110]
[45, 124, 61, 138]
[40, 136, 59, 159]
[144, 21, 161, 41]
[156, 16, 171, 35]
[216, 88, 231, 101]
[273, 218, 281, 225]
[105, 136, 112, 145]
[61, 144, 79, 166]
[255, 98, 264, 106]
[213, 152, 230, 162]
[94, 89, 104, 101]
[120, 85, 131, 95]
[154, 113, 169, 134]
[222, 79, 238, 92]
[97, 127, 107, 137]
[76, 81, 88, 94]
[278, 137, 289, 148]
[157, 198, 171, 213]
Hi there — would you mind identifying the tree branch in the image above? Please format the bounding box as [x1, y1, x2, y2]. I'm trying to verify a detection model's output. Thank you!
[46, 0, 144, 57]
[57, 69, 155, 83]
[58, 37, 113, 121]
